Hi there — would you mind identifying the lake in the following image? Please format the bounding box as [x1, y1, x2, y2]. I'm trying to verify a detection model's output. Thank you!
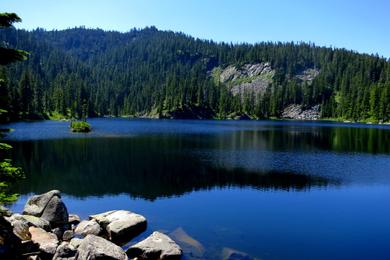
[4, 118, 390, 259]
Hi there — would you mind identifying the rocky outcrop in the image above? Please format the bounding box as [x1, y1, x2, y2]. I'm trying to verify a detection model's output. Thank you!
[23, 190, 69, 228]
[282, 104, 320, 120]
[75, 234, 127, 260]
[90, 210, 147, 244]
[214, 63, 275, 97]
[295, 68, 320, 84]
[127, 231, 183, 260]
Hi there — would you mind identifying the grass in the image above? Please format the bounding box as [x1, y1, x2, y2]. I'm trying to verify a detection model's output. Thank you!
[70, 121, 91, 133]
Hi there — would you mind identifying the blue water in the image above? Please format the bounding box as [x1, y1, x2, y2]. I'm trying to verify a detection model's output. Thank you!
[4, 119, 390, 259]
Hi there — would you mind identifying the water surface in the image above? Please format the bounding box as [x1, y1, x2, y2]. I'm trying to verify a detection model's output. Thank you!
[5, 119, 390, 259]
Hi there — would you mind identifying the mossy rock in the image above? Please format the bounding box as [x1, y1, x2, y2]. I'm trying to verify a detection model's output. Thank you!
[70, 121, 91, 133]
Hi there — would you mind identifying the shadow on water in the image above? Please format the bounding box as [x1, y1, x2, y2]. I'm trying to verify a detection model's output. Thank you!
[9, 135, 335, 200]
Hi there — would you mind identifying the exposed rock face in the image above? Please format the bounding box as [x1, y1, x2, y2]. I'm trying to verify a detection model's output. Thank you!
[127, 231, 182, 260]
[219, 63, 273, 83]
[23, 190, 69, 228]
[29, 226, 59, 255]
[282, 104, 320, 120]
[74, 219, 102, 237]
[75, 234, 127, 260]
[296, 68, 320, 84]
[215, 63, 275, 97]
[90, 210, 147, 244]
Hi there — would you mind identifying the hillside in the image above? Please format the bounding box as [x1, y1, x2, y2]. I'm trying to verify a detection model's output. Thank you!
[1, 27, 390, 122]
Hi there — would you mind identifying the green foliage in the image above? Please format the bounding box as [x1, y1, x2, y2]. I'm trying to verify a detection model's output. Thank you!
[0, 26, 389, 122]
[70, 121, 91, 132]
[0, 12, 25, 205]
[0, 13, 21, 28]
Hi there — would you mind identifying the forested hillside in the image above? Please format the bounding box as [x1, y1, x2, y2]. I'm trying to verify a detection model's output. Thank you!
[1, 27, 390, 122]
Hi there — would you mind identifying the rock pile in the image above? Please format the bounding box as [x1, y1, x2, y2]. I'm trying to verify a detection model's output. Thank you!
[0, 190, 182, 260]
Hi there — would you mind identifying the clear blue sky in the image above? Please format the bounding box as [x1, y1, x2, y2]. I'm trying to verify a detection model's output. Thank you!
[2, 0, 390, 58]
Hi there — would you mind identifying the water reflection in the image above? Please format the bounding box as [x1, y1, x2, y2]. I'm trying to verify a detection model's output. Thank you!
[10, 137, 333, 199]
[6, 119, 390, 200]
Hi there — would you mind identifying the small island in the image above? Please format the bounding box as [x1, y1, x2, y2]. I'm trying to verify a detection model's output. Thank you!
[70, 121, 91, 133]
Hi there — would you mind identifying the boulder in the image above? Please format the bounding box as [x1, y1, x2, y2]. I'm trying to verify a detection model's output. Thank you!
[69, 238, 83, 249]
[75, 234, 127, 260]
[23, 190, 61, 216]
[53, 242, 76, 260]
[74, 219, 102, 237]
[11, 219, 31, 241]
[6, 213, 51, 231]
[41, 195, 69, 227]
[90, 210, 146, 244]
[127, 231, 182, 260]
[0, 205, 13, 217]
[68, 214, 81, 225]
[22, 215, 51, 231]
[23, 190, 69, 228]
[29, 226, 59, 255]
[52, 227, 66, 240]
[0, 215, 23, 258]
[63, 230, 74, 241]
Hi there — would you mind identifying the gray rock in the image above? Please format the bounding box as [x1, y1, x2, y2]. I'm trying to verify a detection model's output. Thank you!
[295, 68, 320, 84]
[74, 219, 102, 237]
[53, 242, 76, 260]
[0, 215, 23, 258]
[23, 190, 69, 228]
[22, 215, 51, 231]
[41, 195, 69, 227]
[52, 227, 64, 240]
[69, 238, 83, 249]
[0, 205, 13, 217]
[23, 190, 61, 217]
[68, 214, 81, 225]
[127, 231, 182, 260]
[90, 210, 146, 244]
[75, 234, 127, 260]
[12, 219, 31, 241]
[63, 230, 74, 241]
[7, 213, 50, 231]
[29, 226, 59, 255]
[216, 63, 275, 99]
[282, 104, 320, 120]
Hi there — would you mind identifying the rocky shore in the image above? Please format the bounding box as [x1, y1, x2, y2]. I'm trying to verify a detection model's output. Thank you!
[0, 190, 183, 259]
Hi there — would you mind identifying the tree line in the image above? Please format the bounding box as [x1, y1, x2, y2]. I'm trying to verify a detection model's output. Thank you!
[1, 26, 390, 122]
